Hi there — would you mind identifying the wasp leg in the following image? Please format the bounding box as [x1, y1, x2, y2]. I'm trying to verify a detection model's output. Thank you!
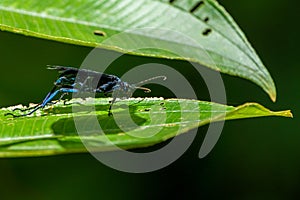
[12, 91, 68, 112]
[5, 88, 78, 118]
[12, 104, 41, 112]
[4, 104, 43, 118]
[56, 93, 70, 105]
[130, 98, 145, 106]
[41, 88, 78, 107]
[108, 96, 117, 117]
[47, 93, 67, 106]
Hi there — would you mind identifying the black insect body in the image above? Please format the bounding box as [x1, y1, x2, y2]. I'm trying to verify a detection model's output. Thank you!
[6, 66, 166, 117]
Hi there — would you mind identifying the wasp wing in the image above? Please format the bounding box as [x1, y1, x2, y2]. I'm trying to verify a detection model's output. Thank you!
[47, 65, 120, 92]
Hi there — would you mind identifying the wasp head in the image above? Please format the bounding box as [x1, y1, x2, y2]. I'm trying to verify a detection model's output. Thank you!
[113, 81, 150, 99]
[113, 76, 166, 99]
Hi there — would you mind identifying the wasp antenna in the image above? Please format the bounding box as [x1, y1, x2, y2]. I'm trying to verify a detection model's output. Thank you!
[46, 65, 58, 69]
[135, 86, 151, 93]
[135, 76, 167, 86]
[46, 65, 71, 72]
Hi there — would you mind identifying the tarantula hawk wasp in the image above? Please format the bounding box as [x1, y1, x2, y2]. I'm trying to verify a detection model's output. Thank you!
[5, 66, 166, 117]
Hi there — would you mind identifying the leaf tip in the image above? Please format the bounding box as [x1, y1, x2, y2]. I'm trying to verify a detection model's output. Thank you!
[265, 80, 277, 102]
[270, 91, 277, 102]
[279, 110, 293, 118]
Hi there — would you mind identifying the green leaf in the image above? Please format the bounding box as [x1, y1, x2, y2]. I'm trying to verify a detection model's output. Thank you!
[0, 98, 292, 157]
[0, 0, 276, 101]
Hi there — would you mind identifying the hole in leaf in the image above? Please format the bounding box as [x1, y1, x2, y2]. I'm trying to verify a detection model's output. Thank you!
[169, 0, 176, 3]
[202, 28, 212, 36]
[190, 1, 204, 13]
[93, 30, 106, 37]
[204, 17, 209, 23]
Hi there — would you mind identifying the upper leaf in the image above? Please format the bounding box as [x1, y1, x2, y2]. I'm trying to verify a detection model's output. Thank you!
[0, 0, 276, 100]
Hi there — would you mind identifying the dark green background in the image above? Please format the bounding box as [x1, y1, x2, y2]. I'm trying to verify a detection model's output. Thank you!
[0, 0, 298, 199]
